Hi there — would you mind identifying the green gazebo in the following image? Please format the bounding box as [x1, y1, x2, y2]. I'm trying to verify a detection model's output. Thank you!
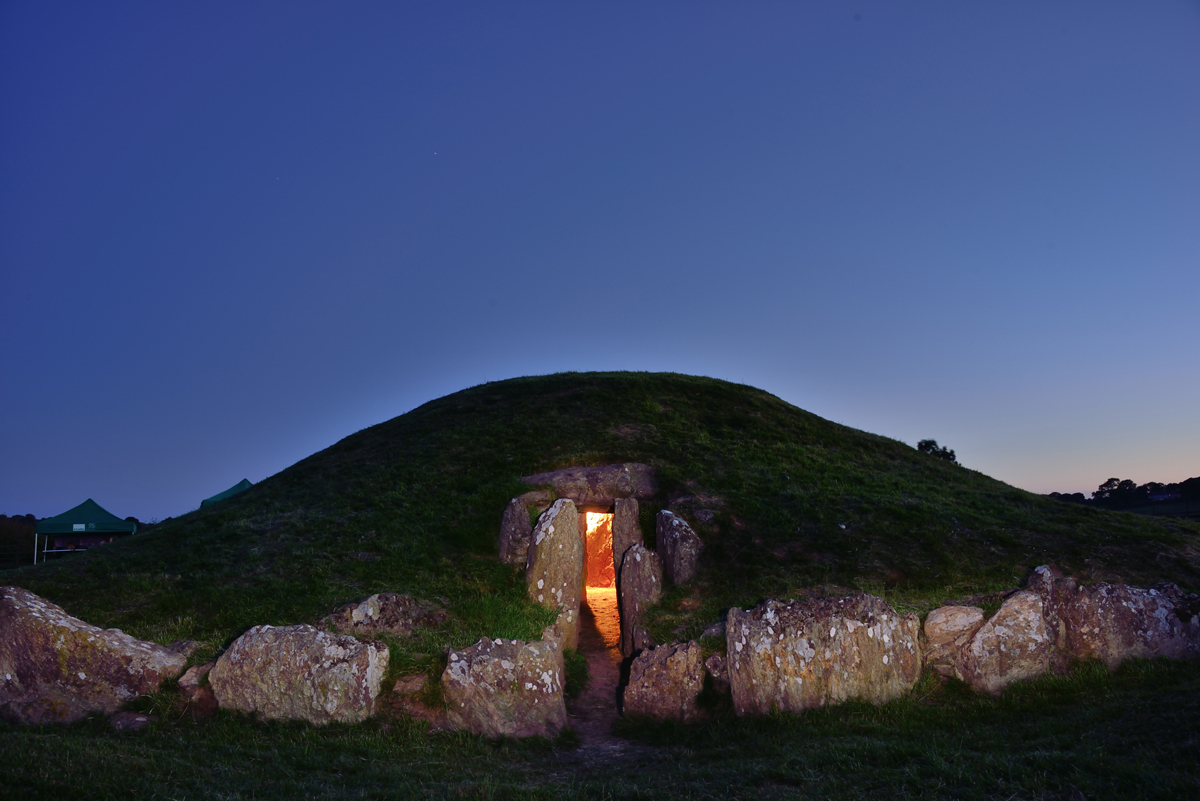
[201, 478, 253, 507]
[36, 499, 137, 560]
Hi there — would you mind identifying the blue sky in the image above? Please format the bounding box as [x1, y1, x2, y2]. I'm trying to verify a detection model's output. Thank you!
[2, 2, 1198, 520]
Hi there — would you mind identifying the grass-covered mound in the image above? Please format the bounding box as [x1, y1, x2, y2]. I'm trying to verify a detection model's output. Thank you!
[7, 371, 1198, 666]
[6, 371, 1200, 799]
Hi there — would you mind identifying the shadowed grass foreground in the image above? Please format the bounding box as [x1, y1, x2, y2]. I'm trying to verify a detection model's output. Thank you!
[1, 658, 1197, 799]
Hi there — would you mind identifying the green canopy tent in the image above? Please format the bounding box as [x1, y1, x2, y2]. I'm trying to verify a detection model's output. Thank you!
[201, 478, 253, 507]
[35, 499, 137, 561]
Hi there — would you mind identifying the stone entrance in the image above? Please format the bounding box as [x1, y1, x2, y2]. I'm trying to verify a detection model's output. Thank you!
[498, 464, 696, 740]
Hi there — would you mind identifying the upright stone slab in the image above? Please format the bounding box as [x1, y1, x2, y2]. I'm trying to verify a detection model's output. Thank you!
[0, 586, 188, 725]
[441, 628, 567, 738]
[612, 497, 642, 583]
[623, 641, 705, 722]
[499, 490, 553, 567]
[208, 624, 388, 725]
[657, 511, 702, 585]
[956, 591, 1050, 694]
[619, 543, 663, 657]
[526, 499, 583, 649]
[726, 594, 921, 716]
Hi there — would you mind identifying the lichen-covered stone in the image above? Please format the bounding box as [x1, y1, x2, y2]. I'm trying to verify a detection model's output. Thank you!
[208, 624, 388, 725]
[1028, 565, 1200, 669]
[923, 606, 985, 677]
[321, 593, 446, 638]
[612, 498, 642, 583]
[499, 490, 554, 567]
[624, 641, 705, 721]
[441, 629, 566, 738]
[618, 543, 663, 657]
[956, 591, 1049, 694]
[522, 463, 657, 507]
[657, 511, 702, 585]
[726, 594, 921, 716]
[526, 499, 583, 649]
[0, 586, 188, 725]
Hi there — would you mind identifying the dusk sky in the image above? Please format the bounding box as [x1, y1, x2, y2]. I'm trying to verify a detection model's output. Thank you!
[2, 2, 1198, 521]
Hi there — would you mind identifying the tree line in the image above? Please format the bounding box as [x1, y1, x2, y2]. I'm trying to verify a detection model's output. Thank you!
[1048, 476, 1200, 510]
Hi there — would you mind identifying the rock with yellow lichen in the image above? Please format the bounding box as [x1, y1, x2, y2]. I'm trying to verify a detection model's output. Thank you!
[726, 594, 921, 716]
[0, 585, 188, 724]
[208, 624, 388, 725]
[440, 625, 566, 738]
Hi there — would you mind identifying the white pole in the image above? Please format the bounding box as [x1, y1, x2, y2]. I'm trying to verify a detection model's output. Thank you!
[32, 532, 38, 565]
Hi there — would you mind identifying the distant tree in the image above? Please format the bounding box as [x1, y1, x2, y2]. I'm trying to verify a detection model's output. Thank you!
[917, 439, 957, 464]
[1047, 492, 1088, 505]
[1093, 478, 1147, 508]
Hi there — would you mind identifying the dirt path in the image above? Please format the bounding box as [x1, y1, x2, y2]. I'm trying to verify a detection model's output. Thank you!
[565, 587, 626, 752]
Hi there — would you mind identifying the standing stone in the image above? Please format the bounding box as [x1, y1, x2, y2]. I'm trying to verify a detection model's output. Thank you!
[623, 641, 705, 722]
[956, 591, 1050, 694]
[0, 586, 188, 725]
[526, 499, 583, 649]
[441, 627, 567, 738]
[499, 490, 554, 567]
[923, 606, 985, 677]
[618, 543, 664, 657]
[657, 511, 702, 585]
[321, 593, 446, 638]
[612, 498, 642, 583]
[208, 624, 388, 726]
[578, 511, 589, 594]
[726, 594, 921, 716]
[1028, 565, 1200, 669]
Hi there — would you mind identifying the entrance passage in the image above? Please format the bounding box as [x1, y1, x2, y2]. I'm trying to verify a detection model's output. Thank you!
[568, 511, 623, 744]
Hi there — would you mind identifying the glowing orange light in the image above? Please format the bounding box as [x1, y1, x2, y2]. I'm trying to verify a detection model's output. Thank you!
[584, 512, 616, 588]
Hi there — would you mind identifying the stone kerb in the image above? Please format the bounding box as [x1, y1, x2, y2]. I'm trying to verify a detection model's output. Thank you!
[525, 499, 583, 649]
[0, 586, 188, 725]
[322, 593, 446, 638]
[208, 624, 388, 726]
[954, 591, 1050, 694]
[623, 641, 705, 722]
[726, 594, 921, 716]
[441, 627, 567, 738]
[921, 566, 1200, 694]
[1028, 565, 1200, 669]
[923, 606, 985, 677]
[657, 511, 702, 585]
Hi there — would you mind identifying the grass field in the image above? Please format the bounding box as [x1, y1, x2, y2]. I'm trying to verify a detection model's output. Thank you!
[1, 658, 1197, 799]
[3, 372, 1198, 798]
